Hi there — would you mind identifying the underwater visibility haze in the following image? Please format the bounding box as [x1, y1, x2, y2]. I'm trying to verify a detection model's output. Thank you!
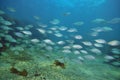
[0, 0, 120, 80]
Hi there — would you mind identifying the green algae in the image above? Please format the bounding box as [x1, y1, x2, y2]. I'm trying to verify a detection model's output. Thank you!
[0, 47, 120, 80]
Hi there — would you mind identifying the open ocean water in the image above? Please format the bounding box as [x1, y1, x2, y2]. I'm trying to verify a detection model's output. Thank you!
[0, 0, 120, 80]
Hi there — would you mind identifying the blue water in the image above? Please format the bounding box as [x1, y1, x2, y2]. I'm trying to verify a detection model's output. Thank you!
[0, 0, 120, 41]
[0, 0, 120, 80]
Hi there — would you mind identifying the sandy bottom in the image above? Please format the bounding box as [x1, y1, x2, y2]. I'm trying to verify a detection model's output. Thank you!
[0, 48, 120, 80]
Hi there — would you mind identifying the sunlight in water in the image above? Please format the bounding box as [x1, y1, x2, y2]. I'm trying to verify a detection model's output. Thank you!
[53, 0, 106, 7]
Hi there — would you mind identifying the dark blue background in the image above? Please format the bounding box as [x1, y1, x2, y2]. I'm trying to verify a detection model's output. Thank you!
[0, 0, 120, 41]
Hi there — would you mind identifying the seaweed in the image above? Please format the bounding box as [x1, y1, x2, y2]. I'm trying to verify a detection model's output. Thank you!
[10, 67, 28, 76]
[54, 60, 65, 69]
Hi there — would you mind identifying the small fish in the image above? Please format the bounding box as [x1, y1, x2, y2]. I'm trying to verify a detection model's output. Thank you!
[54, 33, 63, 37]
[62, 49, 71, 53]
[90, 48, 102, 55]
[45, 46, 53, 51]
[37, 28, 46, 34]
[5, 35, 17, 43]
[7, 7, 16, 12]
[50, 19, 60, 25]
[0, 16, 5, 21]
[108, 18, 120, 24]
[94, 43, 103, 47]
[73, 50, 80, 54]
[104, 55, 114, 60]
[15, 32, 24, 38]
[1, 25, 12, 30]
[47, 30, 53, 34]
[0, 10, 5, 14]
[73, 21, 84, 26]
[80, 50, 88, 54]
[95, 39, 106, 44]
[25, 25, 33, 28]
[91, 27, 103, 32]
[90, 31, 98, 36]
[1, 20, 12, 26]
[66, 40, 74, 44]
[82, 41, 92, 46]
[78, 56, 84, 61]
[102, 26, 113, 32]
[37, 23, 47, 28]
[0, 43, 3, 48]
[74, 35, 82, 39]
[24, 25, 33, 30]
[92, 18, 106, 24]
[16, 27, 24, 31]
[111, 48, 120, 54]
[33, 16, 40, 20]
[72, 44, 82, 49]
[57, 41, 65, 45]
[59, 26, 68, 31]
[108, 40, 120, 46]
[63, 46, 71, 49]
[84, 55, 95, 60]
[22, 31, 32, 35]
[91, 26, 113, 33]
[63, 12, 71, 16]
[43, 39, 55, 45]
[50, 27, 57, 31]
[31, 39, 39, 43]
[67, 28, 77, 32]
